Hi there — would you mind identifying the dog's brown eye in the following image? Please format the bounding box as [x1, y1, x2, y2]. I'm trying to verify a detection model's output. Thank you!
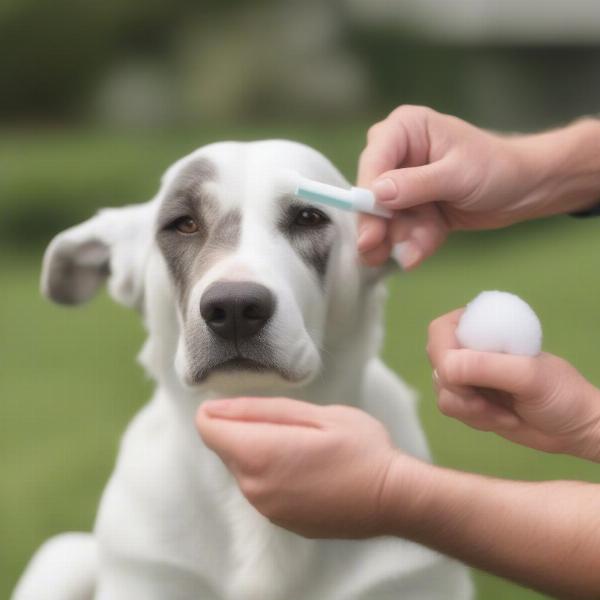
[172, 217, 199, 234]
[293, 208, 329, 228]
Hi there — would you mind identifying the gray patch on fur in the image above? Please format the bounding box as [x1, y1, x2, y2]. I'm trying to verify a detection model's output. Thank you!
[278, 201, 334, 282]
[172, 158, 217, 197]
[156, 158, 217, 232]
[211, 210, 241, 248]
[156, 158, 242, 307]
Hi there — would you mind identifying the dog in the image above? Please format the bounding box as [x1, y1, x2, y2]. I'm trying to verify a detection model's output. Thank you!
[14, 140, 473, 600]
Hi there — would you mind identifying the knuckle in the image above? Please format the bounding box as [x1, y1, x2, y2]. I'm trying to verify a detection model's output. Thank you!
[470, 419, 493, 433]
[357, 148, 378, 179]
[515, 356, 543, 393]
[437, 390, 455, 417]
[390, 104, 430, 123]
[437, 353, 455, 385]
[442, 351, 475, 386]
[462, 352, 485, 383]
[240, 450, 269, 476]
[238, 475, 254, 498]
[427, 317, 441, 340]
[518, 356, 552, 394]
[367, 121, 384, 141]
[239, 476, 267, 505]
[425, 341, 433, 361]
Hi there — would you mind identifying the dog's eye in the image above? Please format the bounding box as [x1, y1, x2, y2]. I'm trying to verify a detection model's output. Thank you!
[293, 207, 329, 228]
[171, 216, 199, 234]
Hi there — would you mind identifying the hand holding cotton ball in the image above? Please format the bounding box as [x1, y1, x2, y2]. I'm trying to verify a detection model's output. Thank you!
[456, 291, 542, 357]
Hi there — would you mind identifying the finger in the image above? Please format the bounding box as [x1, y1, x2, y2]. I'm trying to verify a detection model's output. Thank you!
[372, 160, 453, 210]
[357, 213, 388, 254]
[360, 211, 414, 265]
[405, 206, 449, 264]
[357, 121, 408, 187]
[386, 212, 414, 242]
[199, 397, 323, 428]
[426, 309, 465, 368]
[389, 205, 449, 270]
[439, 349, 539, 397]
[360, 238, 393, 266]
[452, 402, 521, 432]
[196, 409, 251, 460]
[437, 389, 520, 431]
[196, 408, 298, 463]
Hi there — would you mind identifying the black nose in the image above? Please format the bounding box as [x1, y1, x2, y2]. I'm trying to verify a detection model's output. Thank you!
[200, 281, 276, 341]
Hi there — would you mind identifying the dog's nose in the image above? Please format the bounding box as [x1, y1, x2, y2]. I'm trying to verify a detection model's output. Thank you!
[200, 281, 275, 341]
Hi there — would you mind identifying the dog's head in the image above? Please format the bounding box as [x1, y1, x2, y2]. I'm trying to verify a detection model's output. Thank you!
[42, 141, 393, 394]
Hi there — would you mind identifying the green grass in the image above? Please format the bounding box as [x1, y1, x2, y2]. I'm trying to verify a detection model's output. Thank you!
[2, 126, 599, 599]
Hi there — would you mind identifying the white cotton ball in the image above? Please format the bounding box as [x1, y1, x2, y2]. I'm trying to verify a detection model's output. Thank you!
[456, 291, 542, 357]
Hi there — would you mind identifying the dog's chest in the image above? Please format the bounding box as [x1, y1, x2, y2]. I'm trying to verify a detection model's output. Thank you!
[94, 398, 315, 600]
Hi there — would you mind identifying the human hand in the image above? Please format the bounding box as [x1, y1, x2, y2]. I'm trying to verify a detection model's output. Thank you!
[427, 309, 600, 460]
[357, 106, 599, 268]
[196, 397, 421, 538]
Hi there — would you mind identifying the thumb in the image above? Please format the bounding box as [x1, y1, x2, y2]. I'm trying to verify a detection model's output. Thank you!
[196, 398, 323, 462]
[199, 396, 323, 428]
[371, 160, 455, 210]
[439, 349, 540, 397]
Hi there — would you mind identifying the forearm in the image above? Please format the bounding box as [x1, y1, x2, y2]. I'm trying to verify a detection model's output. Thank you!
[386, 459, 600, 598]
[510, 118, 600, 219]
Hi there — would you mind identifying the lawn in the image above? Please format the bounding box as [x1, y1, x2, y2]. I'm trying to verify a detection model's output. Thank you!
[1, 126, 599, 599]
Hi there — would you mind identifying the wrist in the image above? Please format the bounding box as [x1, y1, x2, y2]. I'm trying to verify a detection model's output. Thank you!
[378, 453, 474, 540]
[570, 385, 600, 462]
[509, 118, 600, 219]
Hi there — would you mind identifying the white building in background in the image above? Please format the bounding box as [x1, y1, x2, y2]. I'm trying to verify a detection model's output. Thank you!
[93, 0, 600, 127]
[344, 0, 600, 44]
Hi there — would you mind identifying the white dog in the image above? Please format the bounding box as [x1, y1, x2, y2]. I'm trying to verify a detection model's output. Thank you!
[14, 140, 473, 600]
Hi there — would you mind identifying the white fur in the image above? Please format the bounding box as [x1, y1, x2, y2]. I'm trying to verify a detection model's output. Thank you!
[457, 291, 542, 357]
[15, 141, 473, 600]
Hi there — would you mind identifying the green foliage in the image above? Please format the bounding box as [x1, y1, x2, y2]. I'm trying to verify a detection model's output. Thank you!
[0, 0, 281, 121]
[2, 126, 599, 600]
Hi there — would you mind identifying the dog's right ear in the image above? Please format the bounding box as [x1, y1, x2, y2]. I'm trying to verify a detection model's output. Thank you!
[41, 203, 155, 309]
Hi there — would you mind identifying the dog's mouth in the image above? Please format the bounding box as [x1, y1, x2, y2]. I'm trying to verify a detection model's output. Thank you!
[184, 332, 318, 388]
[210, 356, 273, 374]
[192, 354, 296, 384]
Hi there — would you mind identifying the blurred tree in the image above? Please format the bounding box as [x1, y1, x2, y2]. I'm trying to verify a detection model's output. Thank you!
[1, 0, 599, 130]
[0, 0, 271, 122]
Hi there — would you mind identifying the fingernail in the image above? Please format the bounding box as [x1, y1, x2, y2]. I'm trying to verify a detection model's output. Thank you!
[357, 225, 370, 250]
[372, 178, 397, 203]
[391, 242, 407, 266]
[204, 399, 233, 415]
[432, 368, 440, 390]
[392, 242, 421, 270]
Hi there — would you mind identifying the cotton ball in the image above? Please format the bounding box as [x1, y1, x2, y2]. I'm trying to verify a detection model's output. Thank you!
[456, 291, 542, 356]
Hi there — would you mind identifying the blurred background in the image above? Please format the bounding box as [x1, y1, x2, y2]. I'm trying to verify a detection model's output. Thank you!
[2, 1, 600, 598]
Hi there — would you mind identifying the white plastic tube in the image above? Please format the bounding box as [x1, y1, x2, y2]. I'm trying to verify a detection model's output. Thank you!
[293, 174, 393, 219]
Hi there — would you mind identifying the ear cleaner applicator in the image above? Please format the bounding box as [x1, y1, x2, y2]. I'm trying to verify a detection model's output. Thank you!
[282, 170, 393, 219]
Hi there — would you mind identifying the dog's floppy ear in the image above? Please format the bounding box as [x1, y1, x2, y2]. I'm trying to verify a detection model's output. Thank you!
[41, 203, 154, 309]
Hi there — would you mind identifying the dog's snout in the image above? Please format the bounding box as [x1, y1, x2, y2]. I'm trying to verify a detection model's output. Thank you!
[200, 281, 275, 341]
